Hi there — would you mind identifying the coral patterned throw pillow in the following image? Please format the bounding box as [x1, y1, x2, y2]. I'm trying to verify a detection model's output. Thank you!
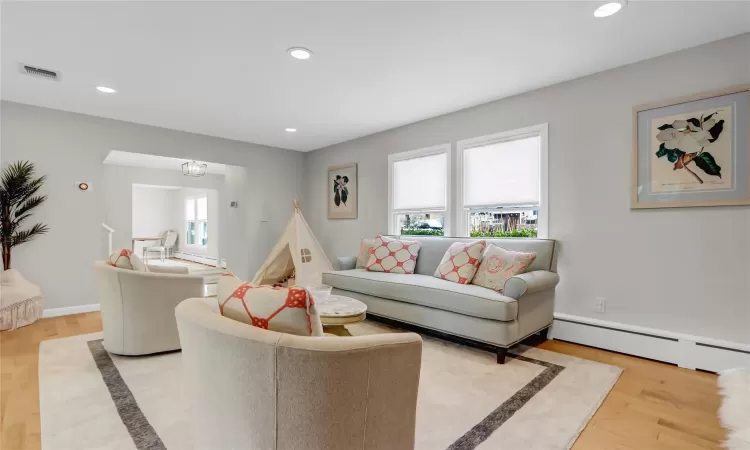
[217, 274, 323, 336]
[365, 235, 421, 274]
[356, 238, 378, 269]
[471, 245, 536, 293]
[107, 248, 147, 272]
[433, 240, 487, 284]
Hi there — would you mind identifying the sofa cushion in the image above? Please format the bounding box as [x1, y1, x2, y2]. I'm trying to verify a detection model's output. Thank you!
[107, 248, 147, 272]
[322, 269, 517, 321]
[218, 274, 324, 336]
[356, 238, 378, 269]
[433, 240, 486, 285]
[472, 245, 536, 293]
[366, 235, 421, 274]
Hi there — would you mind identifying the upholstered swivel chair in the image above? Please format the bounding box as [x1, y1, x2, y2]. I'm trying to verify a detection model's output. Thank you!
[94, 261, 204, 355]
[176, 297, 423, 450]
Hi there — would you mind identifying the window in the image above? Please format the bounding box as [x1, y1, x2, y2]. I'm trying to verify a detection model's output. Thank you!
[185, 195, 208, 247]
[457, 124, 548, 238]
[388, 144, 450, 236]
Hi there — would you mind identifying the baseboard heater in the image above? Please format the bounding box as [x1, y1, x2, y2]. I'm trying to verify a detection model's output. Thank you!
[551, 314, 750, 373]
[173, 252, 218, 267]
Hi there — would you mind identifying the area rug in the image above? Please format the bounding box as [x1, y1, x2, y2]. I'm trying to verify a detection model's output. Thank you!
[39, 322, 621, 450]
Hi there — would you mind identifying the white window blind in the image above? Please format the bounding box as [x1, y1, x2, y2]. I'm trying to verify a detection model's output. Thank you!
[196, 197, 207, 221]
[185, 198, 196, 221]
[463, 135, 540, 207]
[392, 152, 447, 210]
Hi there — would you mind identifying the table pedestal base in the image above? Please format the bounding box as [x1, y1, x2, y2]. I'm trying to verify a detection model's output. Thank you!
[323, 325, 353, 337]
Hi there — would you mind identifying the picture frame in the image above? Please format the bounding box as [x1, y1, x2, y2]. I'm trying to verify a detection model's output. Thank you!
[328, 163, 358, 219]
[632, 85, 750, 209]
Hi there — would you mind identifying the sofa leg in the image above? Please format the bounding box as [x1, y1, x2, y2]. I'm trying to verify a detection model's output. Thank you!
[539, 327, 549, 340]
[497, 347, 508, 364]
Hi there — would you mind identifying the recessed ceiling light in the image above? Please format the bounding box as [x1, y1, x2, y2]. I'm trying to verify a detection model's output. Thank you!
[287, 47, 312, 60]
[96, 86, 116, 93]
[285, 128, 297, 133]
[594, 1, 624, 18]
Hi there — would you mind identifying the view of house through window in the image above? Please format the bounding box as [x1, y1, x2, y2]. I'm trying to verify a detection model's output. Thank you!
[398, 213, 445, 236]
[388, 144, 450, 236]
[186, 196, 208, 246]
[459, 125, 546, 238]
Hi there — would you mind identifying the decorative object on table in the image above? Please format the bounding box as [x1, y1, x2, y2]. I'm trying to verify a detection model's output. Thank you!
[718, 367, 750, 450]
[107, 248, 147, 271]
[365, 235, 421, 274]
[252, 200, 333, 287]
[143, 230, 178, 262]
[0, 161, 49, 330]
[181, 160, 207, 177]
[316, 294, 368, 336]
[217, 273, 324, 336]
[471, 245, 536, 293]
[327, 162, 358, 219]
[433, 240, 487, 285]
[632, 85, 750, 208]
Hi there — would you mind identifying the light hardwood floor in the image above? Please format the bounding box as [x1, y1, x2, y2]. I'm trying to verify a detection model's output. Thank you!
[1, 313, 726, 450]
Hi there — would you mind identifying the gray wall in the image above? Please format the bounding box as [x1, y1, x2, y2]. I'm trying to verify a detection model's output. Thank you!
[304, 34, 750, 344]
[0, 101, 305, 310]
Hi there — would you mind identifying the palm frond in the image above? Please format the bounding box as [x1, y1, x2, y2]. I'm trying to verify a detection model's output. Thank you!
[14, 195, 47, 219]
[1, 161, 44, 207]
[11, 223, 49, 247]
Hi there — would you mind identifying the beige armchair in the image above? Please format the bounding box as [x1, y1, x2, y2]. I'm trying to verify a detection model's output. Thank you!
[94, 261, 204, 355]
[175, 297, 423, 450]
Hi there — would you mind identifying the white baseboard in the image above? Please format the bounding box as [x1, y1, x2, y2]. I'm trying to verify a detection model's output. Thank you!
[551, 313, 750, 373]
[173, 252, 217, 266]
[43, 304, 100, 318]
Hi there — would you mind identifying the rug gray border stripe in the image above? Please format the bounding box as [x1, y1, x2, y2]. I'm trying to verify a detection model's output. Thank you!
[447, 353, 565, 450]
[87, 338, 563, 450]
[87, 339, 167, 450]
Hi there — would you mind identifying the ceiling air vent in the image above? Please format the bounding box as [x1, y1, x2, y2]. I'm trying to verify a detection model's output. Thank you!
[19, 64, 60, 81]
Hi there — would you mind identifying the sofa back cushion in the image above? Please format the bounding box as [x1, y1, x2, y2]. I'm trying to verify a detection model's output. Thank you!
[392, 236, 555, 276]
[218, 274, 324, 336]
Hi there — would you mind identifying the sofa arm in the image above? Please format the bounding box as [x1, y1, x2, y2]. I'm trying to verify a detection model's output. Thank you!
[337, 256, 358, 270]
[503, 270, 559, 299]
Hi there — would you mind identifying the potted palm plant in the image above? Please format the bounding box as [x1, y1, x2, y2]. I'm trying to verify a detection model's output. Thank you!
[0, 161, 49, 330]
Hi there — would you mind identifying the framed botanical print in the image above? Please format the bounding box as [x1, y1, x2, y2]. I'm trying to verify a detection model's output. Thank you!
[328, 163, 358, 219]
[632, 85, 750, 209]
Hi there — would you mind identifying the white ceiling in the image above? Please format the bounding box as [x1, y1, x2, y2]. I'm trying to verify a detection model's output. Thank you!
[103, 150, 226, 175]
[2, 2, 749, 152]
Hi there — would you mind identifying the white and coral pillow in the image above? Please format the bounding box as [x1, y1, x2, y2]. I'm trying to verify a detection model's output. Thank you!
[365, 235, 421, 274]
[107, 248, 147, 272]
[217, 274, 323, 336]
[471, 245, 536, 293]
[433, 240, 487, 284]
[356, 238, 378, 269]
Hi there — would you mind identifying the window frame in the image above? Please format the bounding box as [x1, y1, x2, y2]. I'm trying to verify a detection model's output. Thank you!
[185, 195, 208, 248]
[387, 143, 452, 236]
[456, 123, 549, 238]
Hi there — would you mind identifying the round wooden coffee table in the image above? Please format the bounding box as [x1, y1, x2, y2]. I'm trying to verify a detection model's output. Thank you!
[318, 295, 367, 336]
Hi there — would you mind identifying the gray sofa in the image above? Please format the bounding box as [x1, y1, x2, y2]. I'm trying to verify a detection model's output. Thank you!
[322, 236, 559, 363]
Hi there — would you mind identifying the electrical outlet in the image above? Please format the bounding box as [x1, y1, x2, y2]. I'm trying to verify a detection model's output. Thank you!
[595, 297, 606, 313]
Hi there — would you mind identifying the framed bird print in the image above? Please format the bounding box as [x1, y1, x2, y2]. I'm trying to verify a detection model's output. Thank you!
[328, 163, 358, 219]
[632, 85, 750, 209]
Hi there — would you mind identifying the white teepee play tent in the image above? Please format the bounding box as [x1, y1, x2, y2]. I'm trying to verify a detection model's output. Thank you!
[251, 200, 334, 287]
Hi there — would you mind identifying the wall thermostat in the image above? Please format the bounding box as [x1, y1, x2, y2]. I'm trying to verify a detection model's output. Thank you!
[77, 182, 90, 191]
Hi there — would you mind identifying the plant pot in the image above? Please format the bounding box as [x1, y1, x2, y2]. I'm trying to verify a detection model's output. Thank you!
[0, 269, 44, 331]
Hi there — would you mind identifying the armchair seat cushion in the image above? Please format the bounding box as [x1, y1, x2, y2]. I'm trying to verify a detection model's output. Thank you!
[323, 269, 518, 321]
